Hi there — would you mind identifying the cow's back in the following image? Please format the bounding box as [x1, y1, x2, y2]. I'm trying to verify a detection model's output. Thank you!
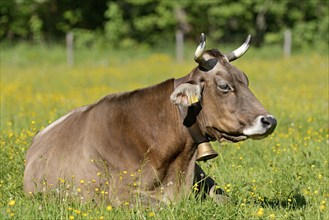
[24, 106, 102, 193]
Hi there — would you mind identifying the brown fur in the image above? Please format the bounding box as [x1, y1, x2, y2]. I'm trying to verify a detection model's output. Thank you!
[24, 79, 197, 205]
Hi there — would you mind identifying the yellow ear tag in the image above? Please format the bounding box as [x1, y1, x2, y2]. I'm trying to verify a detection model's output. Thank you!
[189, 94, 199, 104]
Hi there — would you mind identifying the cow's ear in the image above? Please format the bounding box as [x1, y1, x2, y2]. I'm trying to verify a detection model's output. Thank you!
[170, 83, 202, 107]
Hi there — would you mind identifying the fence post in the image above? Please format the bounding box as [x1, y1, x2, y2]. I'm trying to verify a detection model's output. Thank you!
[66, 31, 74, 66]
[283, 29, 292, 57]
[175, 7, 190, 63]
[176, 29, 184, 63]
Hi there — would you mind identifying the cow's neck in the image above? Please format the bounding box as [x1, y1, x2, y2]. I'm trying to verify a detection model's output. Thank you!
[88, 78, 199, 202]
[107, 78, 196, 167]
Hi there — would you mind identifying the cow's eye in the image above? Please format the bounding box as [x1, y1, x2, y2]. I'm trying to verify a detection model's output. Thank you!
[218, 83, 232, 92]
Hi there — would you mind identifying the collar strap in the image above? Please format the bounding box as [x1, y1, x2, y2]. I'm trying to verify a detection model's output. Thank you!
[178, 105, 218, 161]
[178, 105, 208, 145]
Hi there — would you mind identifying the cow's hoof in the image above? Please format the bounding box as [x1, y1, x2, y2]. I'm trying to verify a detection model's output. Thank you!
[209, 186, 232, 204]
[211, 193, 232, 204]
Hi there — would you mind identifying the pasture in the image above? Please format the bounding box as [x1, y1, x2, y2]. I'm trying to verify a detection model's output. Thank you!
[0, 43, 328, 219]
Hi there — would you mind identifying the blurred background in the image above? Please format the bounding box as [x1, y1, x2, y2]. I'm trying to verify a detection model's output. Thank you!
[1, 0, 328, 61]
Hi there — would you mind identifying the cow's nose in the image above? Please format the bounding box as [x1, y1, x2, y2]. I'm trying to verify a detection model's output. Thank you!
[260, 115, 277, 134]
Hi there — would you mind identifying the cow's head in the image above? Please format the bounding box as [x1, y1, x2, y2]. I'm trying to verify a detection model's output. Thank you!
[171, 33, 277, 143]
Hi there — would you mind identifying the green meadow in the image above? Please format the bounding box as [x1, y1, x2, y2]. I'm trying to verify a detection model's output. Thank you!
[0, 43, 328, 219]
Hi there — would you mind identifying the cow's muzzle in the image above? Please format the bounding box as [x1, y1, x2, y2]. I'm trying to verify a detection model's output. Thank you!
[243, 115, 277, 139]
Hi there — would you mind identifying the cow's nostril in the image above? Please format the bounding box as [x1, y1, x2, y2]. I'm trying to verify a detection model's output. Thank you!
[261, 116, 277, 130]
[261, 117, 271, 126]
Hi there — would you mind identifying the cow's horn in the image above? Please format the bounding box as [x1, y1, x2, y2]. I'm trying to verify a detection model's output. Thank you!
[194, 33, 206, 63]
[225, 35, 251, 62]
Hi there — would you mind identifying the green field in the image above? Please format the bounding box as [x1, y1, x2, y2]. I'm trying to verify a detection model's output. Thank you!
[1, 44, 328, 219]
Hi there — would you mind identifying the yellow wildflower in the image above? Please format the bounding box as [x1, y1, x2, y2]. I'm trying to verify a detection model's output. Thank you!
[148, 212, 155, 217]
[8, 200, 15, 206]
[106, 205, 113, 211]
[320, 200, 326, 212]
[256, 208, 264, 217]
[58, 178, 65, 183]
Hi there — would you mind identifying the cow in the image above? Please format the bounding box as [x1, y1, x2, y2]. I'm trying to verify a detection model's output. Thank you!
[24, 33, 277, 206]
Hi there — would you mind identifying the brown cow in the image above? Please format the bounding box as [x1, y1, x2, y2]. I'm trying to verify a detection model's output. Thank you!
[24, 34, 276, 206]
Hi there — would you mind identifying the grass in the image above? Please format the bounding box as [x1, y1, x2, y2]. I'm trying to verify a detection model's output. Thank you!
[0, 43, 328, 219]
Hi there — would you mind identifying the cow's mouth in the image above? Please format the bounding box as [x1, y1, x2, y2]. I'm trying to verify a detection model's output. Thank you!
[206, 127, 248, 143]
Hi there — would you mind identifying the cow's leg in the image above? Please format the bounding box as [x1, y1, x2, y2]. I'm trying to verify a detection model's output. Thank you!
[194, 164, 230, 203]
